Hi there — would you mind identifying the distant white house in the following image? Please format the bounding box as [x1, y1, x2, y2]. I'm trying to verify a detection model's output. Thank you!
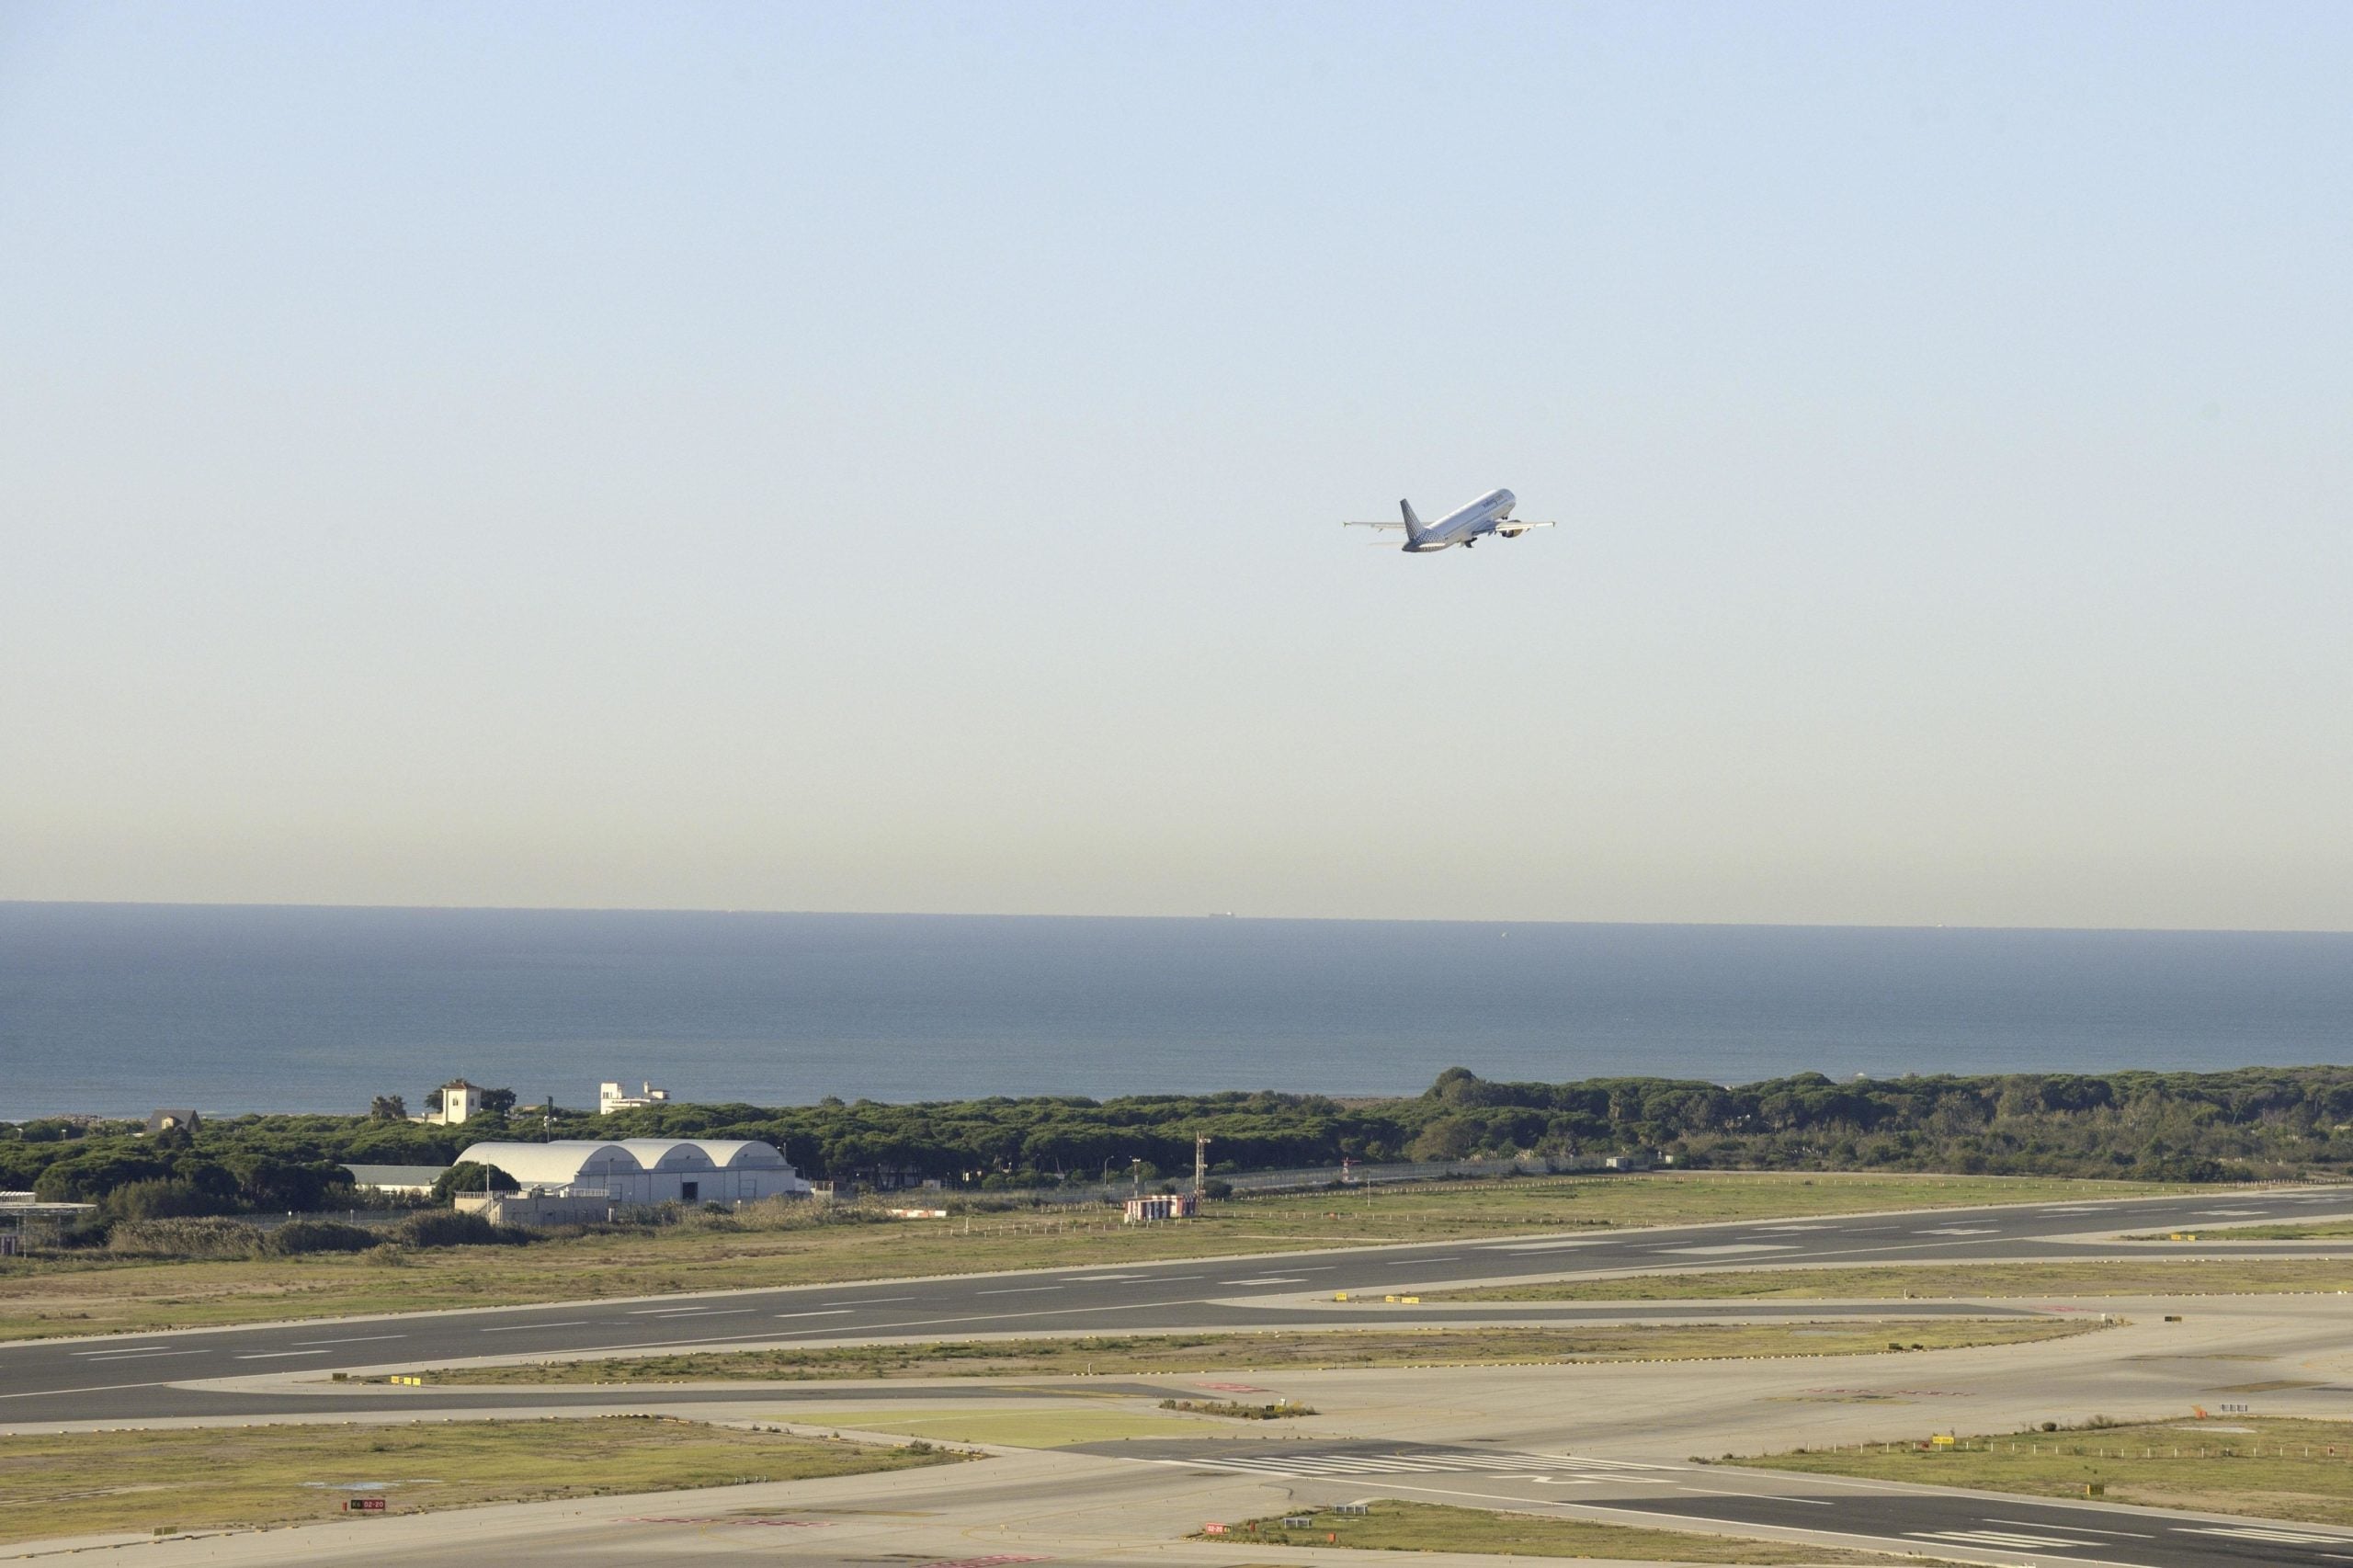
[455, 1138, 811, 1206]
[423, 1080, 486, 1126]
[598, 1080, 671, 1116]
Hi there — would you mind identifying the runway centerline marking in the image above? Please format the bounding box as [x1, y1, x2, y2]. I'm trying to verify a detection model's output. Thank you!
[1140, 1448, 1679, 1481]
[1988, 1518, 2154, 1538]
[653, 1294, 1234, 1346]
[975, 1287, 1063, 1296]
[1912, 1528, 2109, 1550]
[235, 1349, 329, 1359]
[290, 1335, 408, 1346]
[481, 1321, 593, 1333]
[70, 1348, 205, 1361]
[0, 1378, 191, 1401]
[774, 1310, 855, 1321]
[823, 1296, 915, 1304]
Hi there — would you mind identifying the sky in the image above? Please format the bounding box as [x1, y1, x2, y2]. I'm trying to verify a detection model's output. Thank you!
[2, 2, 2348, 929]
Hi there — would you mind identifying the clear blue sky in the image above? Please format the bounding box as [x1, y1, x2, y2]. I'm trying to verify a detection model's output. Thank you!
[3, 3, 2347, 927]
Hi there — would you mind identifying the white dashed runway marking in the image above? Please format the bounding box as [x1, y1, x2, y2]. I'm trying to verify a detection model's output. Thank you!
[1163, 1448, 1683, 1481]
[2182, 1524, 2353, 1545]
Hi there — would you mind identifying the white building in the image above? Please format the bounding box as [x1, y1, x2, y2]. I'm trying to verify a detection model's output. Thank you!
[340, 1164, 451, 1197]
[598, 1080, 671, 1116]
[455, 1138, 811, 1206]
[426, 1080, 486, 1126]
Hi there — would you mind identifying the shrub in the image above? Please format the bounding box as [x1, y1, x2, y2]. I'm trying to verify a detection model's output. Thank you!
[46, 1217, 114, 1251]
[104, 1177, 237, 1221]
[106, 1217, 264, 1259]
[390, 1210, 535, 1248]
[264, 1219, 379, 1256]
[429, 1163, 515, 1203]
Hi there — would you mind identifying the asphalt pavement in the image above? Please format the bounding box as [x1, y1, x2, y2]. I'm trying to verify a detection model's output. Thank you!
[10, 1185, 2353, 1567]
[6, 1186, 2351, 1426]
[1093, 1437, 2353, 1568]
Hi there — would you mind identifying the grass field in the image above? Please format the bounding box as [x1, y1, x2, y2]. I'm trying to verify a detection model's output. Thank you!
[412, 1318, 2103, 1385]
[0, 1172, 2177, 1341]
[1430, 1256, 2353, 1303]
[1197, 1499, 1927, 1564]
[758, 1405, 1227, 1447]
[0, 1416, 961, 1546]
[1732, 1416, 2353, 1528]
[2133, 1221, 2353, 1241]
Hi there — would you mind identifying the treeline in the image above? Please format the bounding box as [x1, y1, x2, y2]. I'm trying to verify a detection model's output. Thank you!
[586, 1064, 2353, 1185]
[7, 1063, 2353, 1212]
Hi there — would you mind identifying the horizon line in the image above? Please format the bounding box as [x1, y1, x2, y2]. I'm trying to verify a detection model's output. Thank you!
[3, 897, 2348, 939]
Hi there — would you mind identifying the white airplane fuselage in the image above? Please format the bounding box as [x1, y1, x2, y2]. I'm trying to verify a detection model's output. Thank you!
[1405, 487, 1520, 551]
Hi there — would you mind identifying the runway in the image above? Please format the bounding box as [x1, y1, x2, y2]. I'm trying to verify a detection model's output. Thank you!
[6, 1185, 2348, 1427]
[1098, 1437, 2353, 1568]
[7, 1185, 2353, 1565]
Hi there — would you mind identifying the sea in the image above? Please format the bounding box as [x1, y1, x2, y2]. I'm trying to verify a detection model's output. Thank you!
[1, 903, 2348, 1119]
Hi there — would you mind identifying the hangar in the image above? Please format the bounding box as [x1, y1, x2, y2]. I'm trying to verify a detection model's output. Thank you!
[455, 1138, 812, 1206]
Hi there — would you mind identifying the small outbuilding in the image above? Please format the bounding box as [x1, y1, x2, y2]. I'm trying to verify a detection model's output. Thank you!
[147, 1109, 200, 1134]
[426, 1080, 487, 1126]
[452, 1138, 811, 1206]
[1123, 1192, 1198, 1222]
[340, 1164, 451, 1197]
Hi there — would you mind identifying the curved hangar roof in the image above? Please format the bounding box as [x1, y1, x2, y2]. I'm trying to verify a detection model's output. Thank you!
[456, 1138, 790, 1187]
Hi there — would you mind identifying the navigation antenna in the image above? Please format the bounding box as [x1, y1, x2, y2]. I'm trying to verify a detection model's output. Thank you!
[1194, 1135, 1210, 1201]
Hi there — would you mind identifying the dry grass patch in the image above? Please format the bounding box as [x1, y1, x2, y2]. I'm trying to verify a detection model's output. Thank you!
[1733, 1415, 2353, 1528]
[1432, 1256, 2353, 1303]
[2132, 1220, 2353, 1241]
[1199, 1498, 1932, 1563]
[414, 1318, 2102, 1385]
[0, 1416, 962, 1545]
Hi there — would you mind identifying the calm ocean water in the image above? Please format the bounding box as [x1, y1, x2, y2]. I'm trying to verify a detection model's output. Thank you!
[1, 903, 2347, 1119]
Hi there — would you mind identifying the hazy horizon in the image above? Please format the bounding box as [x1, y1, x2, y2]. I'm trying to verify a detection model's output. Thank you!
[6, 896, 2350, 938]
[6, 4, 2348, 930]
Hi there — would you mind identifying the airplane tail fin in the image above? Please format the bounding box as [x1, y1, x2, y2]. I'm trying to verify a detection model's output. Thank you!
[1400, 499, 1424, 543]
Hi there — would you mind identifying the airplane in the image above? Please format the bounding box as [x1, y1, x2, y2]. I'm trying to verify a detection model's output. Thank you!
[1341, 488, 1555, 552]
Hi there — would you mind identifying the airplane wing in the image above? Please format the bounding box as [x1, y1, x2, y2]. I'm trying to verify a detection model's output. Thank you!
[1341, 519, 1411, 531]
[1493, 520, 1556, 537]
